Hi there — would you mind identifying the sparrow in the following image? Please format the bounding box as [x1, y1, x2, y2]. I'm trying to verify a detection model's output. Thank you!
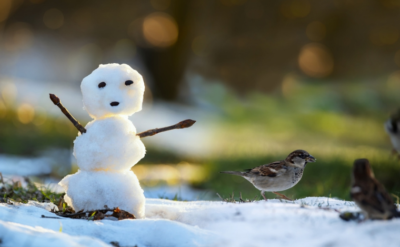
[221, 150, 316, 200]
[350, 159, 400, 220]
[384, 109, 400, 158]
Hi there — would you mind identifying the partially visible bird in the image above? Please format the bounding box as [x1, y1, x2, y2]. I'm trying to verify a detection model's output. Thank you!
[221, 150, 316, 200]
[350, 159, 400, 220]
[384, 109, 400, 158]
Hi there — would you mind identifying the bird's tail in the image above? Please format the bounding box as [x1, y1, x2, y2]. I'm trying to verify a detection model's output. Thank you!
[220, 171, 247, 177]
[394, 210, 400, 218]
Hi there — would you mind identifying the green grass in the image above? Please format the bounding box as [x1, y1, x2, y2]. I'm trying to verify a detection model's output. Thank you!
[0, 175, 63, 204]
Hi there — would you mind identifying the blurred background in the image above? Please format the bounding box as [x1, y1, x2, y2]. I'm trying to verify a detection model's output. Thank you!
[1, 0, 400, 201]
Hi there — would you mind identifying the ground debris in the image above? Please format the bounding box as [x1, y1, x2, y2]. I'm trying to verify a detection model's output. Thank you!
[48, 198, 136, 220]
[339, 211, 362, 221]
[110, 241, 138, 247]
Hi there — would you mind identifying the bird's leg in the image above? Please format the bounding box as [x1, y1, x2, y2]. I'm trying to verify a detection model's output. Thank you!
[273, 192, 292, 201]
[261, 191, 267, 201]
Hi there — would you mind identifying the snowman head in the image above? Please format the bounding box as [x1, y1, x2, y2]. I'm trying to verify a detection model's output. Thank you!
[81, 64, 145, 119]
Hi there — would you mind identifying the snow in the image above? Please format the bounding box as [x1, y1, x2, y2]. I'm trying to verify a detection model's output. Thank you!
[73, 116, 145, 171]
[59, 170, 145, 219]
[1, 197, 399, 247]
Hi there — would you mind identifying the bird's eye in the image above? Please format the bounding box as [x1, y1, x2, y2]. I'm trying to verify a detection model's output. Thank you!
[125, 80, 134, 86]
[98, 82, 106, 88]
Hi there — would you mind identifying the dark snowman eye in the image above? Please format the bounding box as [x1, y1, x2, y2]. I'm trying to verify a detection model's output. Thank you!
[125, 80, 134, 86]
[98, 82, 106, 88]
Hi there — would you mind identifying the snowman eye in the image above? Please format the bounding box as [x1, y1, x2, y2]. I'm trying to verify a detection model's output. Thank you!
[125, 80, 134, 86]
[98, 82, 106, 88]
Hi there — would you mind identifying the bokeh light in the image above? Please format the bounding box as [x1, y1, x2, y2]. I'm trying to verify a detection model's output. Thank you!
[43, 8, 64, 30]
[0, 0, 12, 23]
[142, 12, 178, 48]
[298, 43, 334, 78]
[17, 104, 35, 124]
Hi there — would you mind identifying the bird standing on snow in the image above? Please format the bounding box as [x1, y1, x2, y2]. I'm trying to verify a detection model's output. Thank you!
[384, 109, 400, 158]
[350, 159, 400, 220]
[221, 150, 316, 200]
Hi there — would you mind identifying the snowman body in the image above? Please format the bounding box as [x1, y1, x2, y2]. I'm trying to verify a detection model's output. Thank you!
[59, 63, 146, 218]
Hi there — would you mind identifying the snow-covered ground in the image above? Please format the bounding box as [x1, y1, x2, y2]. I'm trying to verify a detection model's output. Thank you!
[1, 197, 399, 247]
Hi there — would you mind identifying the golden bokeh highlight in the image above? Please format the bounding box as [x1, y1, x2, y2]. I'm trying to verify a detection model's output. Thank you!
[281, 0, 311, 18]
[17, 104, 35, 124]
[4, 22, 34, 51]
[43, 8, 64, 29]
[142, 12, 178, 48]
[0, 0, 12, 23]
[306, 21, 326, 41]
[298, 43, 334, 78]
[1, 82, 17, 107]
[132, 163, 206, 185]
[369, 26, 399, 46]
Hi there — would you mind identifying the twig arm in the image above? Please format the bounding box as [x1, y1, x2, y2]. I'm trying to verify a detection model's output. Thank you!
[49, 93, 195, 137]
[49, 94, 87, 134]
[137, 119, 196, 138]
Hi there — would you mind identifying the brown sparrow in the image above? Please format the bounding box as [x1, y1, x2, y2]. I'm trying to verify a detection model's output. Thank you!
[221, 150, 316, 200]
[384, 109, 400, 157]
[350, 159, 400, 220]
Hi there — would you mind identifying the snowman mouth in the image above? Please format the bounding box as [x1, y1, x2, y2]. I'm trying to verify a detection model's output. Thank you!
[110, 101, 120, 107]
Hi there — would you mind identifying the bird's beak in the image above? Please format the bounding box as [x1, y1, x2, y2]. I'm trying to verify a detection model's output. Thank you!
[306, 155, 316, 163]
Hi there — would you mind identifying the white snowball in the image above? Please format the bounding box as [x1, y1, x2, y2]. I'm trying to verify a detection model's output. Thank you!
[59, 170, 145, 219]
[73, 116, 146, 171]
[81, 63, 145, 119]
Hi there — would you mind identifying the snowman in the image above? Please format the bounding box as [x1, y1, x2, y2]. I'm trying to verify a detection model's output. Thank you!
[59, 64, 148, 218]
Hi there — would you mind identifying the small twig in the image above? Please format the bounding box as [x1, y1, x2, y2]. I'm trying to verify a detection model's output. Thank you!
[49, 93, 196, 137]
[49, 94, 87, 134]
[41, 215, 63, 219]
[0, 172, 3, 184]
[137, 119, 196, 138]
[216, 193, 224, 201]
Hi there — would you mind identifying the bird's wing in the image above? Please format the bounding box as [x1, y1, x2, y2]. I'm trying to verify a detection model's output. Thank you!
[249, 161, 287, 177]
[351, 180, 386, 214]
[374, 181, 398, 213]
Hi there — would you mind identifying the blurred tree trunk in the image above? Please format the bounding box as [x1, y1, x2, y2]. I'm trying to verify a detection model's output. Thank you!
[141, 0, 195, 101]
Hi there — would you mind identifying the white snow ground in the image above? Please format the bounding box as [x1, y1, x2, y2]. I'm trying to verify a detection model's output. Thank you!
[1, 197, 399, 247]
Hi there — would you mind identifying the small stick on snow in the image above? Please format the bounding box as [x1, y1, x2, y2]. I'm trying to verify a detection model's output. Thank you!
[137, 119, 196, 138]
[49, 94, 87, 134]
